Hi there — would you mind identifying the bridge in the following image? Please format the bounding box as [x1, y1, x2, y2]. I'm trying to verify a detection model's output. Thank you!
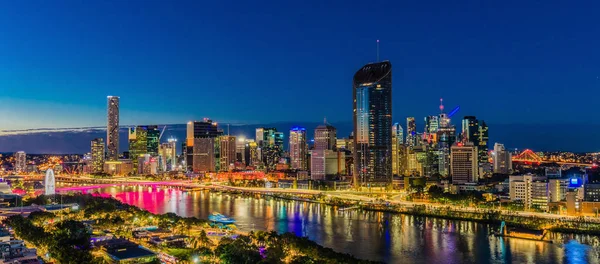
[512, 149, 592, 166]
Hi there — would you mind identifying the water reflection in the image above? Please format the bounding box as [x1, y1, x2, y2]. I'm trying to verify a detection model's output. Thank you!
[83, 186, 599, 263]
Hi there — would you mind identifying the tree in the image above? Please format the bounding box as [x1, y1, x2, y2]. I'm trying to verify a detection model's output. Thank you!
[215, 236, 262, 264]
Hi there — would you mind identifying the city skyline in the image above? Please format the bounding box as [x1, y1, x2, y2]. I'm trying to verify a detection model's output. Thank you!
[1, 1, 600, 131]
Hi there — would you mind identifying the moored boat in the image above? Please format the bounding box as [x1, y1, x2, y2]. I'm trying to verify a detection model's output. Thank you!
[208, 212, 236, 224]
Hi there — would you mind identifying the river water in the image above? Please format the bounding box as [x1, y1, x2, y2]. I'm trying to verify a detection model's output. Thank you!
[75, 185, 600, 263]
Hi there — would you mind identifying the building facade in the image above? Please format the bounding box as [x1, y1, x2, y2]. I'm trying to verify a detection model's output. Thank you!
[91, 138, 105, 173]
[353, 61, 392, 187]
[289, 127, 307, 170]
[219, 135, 237, 172]
[107, 96, 120, 160]
[450, 142, 478, 184]
[492, 143, 512, 174]
[159, 139, 177, 171]
[186, 119, 221, 172]
[392, 123, 404, 176]
[14, 151, 26, 173]
[314, 124, 337, 151]
[406, 117, 416, 148]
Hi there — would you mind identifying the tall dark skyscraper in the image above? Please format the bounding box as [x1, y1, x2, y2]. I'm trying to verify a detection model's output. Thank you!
[185, 119, 222, 172]
[406, 117, 416, 147]
[106, 96, 120, 160]
[353, 61, 392, 187]
[461, 116, 479, 143]
[477, 120, 489, 164]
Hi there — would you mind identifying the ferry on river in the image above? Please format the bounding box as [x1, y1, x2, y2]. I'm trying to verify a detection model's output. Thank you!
[492, 221, 553, 243]
[208, 212, 236, 224]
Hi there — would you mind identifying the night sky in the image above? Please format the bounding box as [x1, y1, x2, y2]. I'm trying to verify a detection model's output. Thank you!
[1, 1, 600, 151]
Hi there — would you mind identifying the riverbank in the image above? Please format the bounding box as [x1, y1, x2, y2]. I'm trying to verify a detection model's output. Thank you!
[213, 188, 600, 237]
[6, 193, 379, 264]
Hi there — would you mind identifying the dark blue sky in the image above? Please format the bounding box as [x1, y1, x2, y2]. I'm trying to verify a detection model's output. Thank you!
[1, 1, 599, 130]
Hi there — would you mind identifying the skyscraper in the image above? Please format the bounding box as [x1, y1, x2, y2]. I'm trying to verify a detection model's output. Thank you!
[185, 119, 221, 171]
[289, 127, 308, 170]
[406, 117, 416, 147]
[461, 116, 478, 143]
[255, 128, 283, 171]
[219, 135, 236, 171]
[107, 96, 120, 160]
[91, 138, 105, 173]
[353, 61, 392, 187]
[477, 121, 489, 165]
[128, 125, 160, 171]
[392, 123, 404, 176]
[314, 124, 337, 151]
[159, 139, 177, 171]
[425, 116, 439, 134]
[15, 151, 26, 173]
[450, 142, 478, 184]
[193, 137, 215, 172]
[493, 143, 512, 174]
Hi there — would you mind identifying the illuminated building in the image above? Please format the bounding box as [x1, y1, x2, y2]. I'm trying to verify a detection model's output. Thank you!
[255, 128, 284, 171]
[509, 174, 548, 210]
[289, 127, 308, 170]
[311, 150, 345, 180]
[103, 160, 133, 175]
[492, 143, 512, 174]
[159, 139, 177, 171]
[106, 96, 120, 160]
[137, 154, 159, 175]
[91, 138, 105, 173]
[425, 116, 439, 134]
[477, 120, 489, 165]
[450, 142, 478, 184]
[336, 137, 354, 153]
[461, 116, 478, 142]
[235, 138, 246, 163]
[314, 124, 337, 151]
[406, 117, 416, 147]
[186, 119, 221, 171]
[14, 151, 26, 174]
[353, 61, 392, 186]
[437, 126, 456, 176]
[549, 178, 569, 202]
[219, 135, 236, 172]
[392, 123, 404, 175]
[128, 125, 160, 172]
[193, 137, 215, 172]
[246, 141, 261, 166]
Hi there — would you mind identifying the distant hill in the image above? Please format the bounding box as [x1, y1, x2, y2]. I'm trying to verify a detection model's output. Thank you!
[0, 122, 598, 154]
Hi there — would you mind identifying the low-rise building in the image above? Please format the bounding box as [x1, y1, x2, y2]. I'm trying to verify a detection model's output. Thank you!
[509, 174, 548, 211]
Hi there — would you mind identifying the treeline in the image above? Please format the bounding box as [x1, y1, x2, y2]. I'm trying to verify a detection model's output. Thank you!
[5, 214, 96, 263]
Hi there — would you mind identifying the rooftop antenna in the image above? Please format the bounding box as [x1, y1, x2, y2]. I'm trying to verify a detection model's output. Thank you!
[227, 124, 230, 136]
[376, 40, 380, 62]
[439, 98, 445, 114]
[324, 117, 327, 125]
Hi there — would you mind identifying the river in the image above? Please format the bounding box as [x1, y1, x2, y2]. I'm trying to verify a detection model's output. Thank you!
[73, 185, 600, 263]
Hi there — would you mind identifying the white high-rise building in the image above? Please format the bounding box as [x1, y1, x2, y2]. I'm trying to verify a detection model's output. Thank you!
[289, 127, 307, 170]
[159, 139, 178, 171]
[492, 143, 512, 174]
[107, 96, 120, 160]
[15, 151, 26, 174]
[392, 123, 404, 175]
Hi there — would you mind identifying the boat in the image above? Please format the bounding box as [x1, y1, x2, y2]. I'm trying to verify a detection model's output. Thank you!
[492, 221, 553, 243]
[208, 212, 236, 224]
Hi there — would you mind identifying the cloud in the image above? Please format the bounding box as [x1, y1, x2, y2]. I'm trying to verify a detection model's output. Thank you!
[0, 126, 107, 136]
